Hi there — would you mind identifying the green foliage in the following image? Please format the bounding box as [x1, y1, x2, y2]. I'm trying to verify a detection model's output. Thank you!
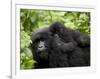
[20, 9, 90, 69]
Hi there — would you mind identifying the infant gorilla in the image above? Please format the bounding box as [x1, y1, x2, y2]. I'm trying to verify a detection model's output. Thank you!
[31, 22, 90, 68]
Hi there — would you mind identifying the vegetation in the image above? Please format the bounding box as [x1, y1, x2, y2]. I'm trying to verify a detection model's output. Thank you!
[20, 9, 90, 69]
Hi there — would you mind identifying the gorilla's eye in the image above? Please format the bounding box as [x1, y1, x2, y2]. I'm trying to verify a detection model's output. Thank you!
[33, 39, 40, 43]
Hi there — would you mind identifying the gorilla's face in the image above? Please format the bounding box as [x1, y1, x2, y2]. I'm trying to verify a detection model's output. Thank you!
[31, 28, 52, 60]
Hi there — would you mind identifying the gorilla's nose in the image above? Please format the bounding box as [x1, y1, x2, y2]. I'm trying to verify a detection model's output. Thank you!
[38, 46, 43, 48]
[38, 45, 46, 51]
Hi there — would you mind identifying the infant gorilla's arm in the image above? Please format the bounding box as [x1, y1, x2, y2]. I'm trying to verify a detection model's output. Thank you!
[49, 22, 90, 47]
[51, 34, 76, 52]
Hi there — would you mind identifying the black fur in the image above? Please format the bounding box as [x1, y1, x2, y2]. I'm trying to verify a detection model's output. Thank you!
[31, 22, 90, 68]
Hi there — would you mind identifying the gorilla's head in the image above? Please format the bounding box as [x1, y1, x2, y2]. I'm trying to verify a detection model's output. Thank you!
[31, 28, 52, 61]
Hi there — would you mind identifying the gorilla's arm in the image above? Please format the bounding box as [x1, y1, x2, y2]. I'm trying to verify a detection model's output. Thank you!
[49, 22, 90, 47]
[72, 32, 90, 47]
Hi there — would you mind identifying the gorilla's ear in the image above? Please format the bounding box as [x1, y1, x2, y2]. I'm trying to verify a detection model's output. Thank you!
[30, 40, 33, 47]
[49, 22, 65, 33]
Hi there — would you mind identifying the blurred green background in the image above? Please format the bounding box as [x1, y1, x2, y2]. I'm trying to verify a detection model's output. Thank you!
[20, 9, 90, 69]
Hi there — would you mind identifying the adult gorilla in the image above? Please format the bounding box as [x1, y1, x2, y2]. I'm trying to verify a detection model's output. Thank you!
[31, 22, 90, 68]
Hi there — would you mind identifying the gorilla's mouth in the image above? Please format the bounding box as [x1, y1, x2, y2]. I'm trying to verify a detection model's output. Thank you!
[37, 49, 46, 53]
